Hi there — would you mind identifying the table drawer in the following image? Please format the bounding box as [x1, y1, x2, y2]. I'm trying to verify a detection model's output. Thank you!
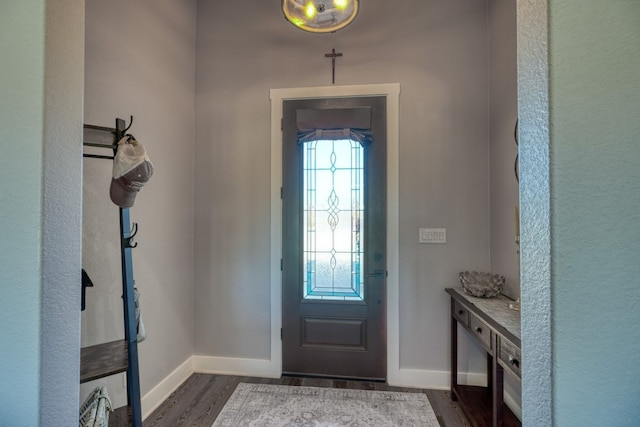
[453, 300, 469, 327]
[498, 336, 521, 378]
[469, 313, 492, 351]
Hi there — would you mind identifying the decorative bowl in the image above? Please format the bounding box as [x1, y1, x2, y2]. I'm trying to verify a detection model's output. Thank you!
[458, 271, 505, 298]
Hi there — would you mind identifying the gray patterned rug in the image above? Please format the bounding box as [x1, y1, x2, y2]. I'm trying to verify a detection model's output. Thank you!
[212, 383, 440, 426]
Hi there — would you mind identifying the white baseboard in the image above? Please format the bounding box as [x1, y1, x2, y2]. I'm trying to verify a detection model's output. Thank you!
[388, 368, 486, 390]
[192, 355, 281, 379]
[504, 392, 522, 421]
[141, 357, 194, 420]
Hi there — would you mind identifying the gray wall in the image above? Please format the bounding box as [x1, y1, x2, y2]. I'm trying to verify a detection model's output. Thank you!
[548, 1, 640, 425]
[194, 0, 493, 377]
[489, 0, 519, 299]
[82, 0, 197, 410]
[488, 0, 520, 412]
[0, 1, 84, 425]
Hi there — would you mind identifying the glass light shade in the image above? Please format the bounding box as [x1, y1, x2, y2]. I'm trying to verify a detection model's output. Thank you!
[282, 0, 359, 33]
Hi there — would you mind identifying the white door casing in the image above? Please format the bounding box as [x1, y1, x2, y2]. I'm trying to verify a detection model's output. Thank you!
[269, 83, 401, 382]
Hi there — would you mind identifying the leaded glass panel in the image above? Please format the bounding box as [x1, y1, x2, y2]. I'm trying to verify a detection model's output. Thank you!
[303, 138, 364, 301]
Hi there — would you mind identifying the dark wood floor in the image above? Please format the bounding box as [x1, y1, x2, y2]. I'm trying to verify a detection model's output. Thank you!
[111, 374, 471, 426]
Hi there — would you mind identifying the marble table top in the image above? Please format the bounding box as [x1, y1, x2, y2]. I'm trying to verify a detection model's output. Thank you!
[447, 287, 521, 343]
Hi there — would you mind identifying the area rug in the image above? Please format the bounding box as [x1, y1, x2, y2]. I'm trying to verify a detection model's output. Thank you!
[212, 383, 440, 426]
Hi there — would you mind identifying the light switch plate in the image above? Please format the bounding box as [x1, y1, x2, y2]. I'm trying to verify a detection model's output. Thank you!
[419, 228, 446, 244]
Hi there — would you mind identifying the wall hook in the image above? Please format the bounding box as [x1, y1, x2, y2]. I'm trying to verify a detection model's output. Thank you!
[514, 118, 519, 182]
[125, 222, 139, 248]
[123, 115, 134, 134]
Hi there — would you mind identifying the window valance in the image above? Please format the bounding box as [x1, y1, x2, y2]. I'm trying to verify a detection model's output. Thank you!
[296, 107, 373, 146]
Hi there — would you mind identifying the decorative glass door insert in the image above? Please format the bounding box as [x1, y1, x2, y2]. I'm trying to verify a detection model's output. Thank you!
[303, 138, 364, 301]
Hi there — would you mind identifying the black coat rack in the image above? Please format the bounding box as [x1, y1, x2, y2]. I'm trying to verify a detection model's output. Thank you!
[81, 116, 142, 427]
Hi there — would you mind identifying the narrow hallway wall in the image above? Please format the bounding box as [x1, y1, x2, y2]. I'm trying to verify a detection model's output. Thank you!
[82, 0, 197, 412]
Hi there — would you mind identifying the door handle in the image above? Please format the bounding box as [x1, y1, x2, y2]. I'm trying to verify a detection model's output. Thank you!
[366, 270, 386, 278]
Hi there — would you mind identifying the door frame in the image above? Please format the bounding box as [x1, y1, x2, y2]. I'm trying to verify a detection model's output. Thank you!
[269, 83, 401, 382]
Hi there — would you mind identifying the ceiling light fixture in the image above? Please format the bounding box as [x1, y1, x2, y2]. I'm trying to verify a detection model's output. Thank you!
[282, 0, 359, 33]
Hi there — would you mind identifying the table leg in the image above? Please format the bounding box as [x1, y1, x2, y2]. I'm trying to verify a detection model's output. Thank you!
[492, 358, 504, 427]
[450, 299, 458, 401]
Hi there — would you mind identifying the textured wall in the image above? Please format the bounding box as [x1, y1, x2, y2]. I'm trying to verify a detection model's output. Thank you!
[549, 1, 640, 425]
[83, 0, 197, 411]
[41, 0, 85, 424]
[194, 0, 491, 378]
[517, 0, 553, 425]
[0, 1, 84, 425]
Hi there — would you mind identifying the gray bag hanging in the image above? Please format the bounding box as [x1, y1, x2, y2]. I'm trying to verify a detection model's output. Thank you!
[134, 287, 146, 342]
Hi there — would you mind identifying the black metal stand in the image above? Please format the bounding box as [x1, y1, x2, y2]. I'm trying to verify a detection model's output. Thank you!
[81, 117, 142, 427]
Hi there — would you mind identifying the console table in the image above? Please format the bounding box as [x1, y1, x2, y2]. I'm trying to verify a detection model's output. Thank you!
[446, 287, 521, 427]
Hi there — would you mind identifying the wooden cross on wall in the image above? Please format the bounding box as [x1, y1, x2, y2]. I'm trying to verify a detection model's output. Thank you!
[325, 48, 343, 84]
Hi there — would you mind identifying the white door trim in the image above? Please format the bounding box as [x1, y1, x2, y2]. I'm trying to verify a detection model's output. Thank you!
[269, 83, 401, 381]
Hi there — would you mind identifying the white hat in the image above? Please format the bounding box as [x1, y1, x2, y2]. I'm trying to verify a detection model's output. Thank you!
[109, 136, 154, 208]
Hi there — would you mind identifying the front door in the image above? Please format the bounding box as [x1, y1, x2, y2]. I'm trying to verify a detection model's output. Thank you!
[282, 96, 387, 380]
